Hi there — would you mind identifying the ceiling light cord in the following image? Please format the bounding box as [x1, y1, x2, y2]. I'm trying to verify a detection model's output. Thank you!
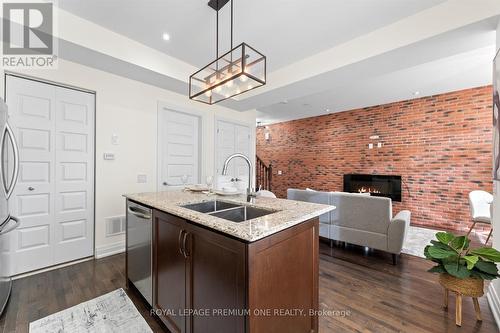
[231, 0, 233, 50]
[216, 0, 219, 59]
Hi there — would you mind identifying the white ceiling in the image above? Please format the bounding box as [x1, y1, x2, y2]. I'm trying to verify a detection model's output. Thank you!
[58, 0, 445, 72]
[56, 0, 500, 124]
[256, 45, 495, 123]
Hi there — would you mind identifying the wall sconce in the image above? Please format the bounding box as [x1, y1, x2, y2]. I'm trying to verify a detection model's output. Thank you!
[264, 126, 270, 141]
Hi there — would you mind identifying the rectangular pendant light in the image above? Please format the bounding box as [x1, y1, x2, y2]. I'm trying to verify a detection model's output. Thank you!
[189, 42, 266, 105]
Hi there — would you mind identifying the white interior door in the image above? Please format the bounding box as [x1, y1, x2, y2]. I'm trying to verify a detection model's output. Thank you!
[54, 86, 94, 265]
[158, 108, 200, 190]
[5, 75, 94, 275]
[6, 76, 56, 274]
[215, 119, 252, 186]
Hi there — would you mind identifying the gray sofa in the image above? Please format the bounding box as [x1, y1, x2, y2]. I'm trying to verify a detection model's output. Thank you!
[287, 189, 411, 263]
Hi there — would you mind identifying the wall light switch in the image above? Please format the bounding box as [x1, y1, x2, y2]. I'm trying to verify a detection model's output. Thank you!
[103, 152, 115, 160]
[368, 143, 373, 149]
[277, 170, 283, 175]
[111, 134, 119, 145]
[377, 142, 382, 148]
[137, 174, 147, 183]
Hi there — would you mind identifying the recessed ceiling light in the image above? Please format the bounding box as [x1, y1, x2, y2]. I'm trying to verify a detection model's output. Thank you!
[325, 108, 330, 112]
[280, 100, 288, 104]
[162, 33, 170, 41]
[413, 91, 420, 96]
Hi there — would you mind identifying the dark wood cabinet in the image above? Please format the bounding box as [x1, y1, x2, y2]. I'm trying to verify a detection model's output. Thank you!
[153, 211, 187, 333]
[152, 209, 319, 333]
[185, 222, 246, 333]
[153, 210, 246, 333]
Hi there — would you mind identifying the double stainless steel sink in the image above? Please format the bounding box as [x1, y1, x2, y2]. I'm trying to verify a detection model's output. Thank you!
[181, 200, 277, 223]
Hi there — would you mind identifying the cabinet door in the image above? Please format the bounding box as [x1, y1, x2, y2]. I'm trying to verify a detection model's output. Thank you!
[153, 211, 187, 333]
[184, 223, 246, 333]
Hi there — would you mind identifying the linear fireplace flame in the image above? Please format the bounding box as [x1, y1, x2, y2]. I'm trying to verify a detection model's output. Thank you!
[344, 174, 402, 202]
[357, 186, 381, 194]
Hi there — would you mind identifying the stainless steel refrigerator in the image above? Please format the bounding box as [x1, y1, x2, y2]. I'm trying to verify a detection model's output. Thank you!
[0, 99, 19, 316]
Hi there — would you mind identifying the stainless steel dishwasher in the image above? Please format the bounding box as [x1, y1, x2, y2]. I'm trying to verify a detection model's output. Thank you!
[126, 200, 152, 306]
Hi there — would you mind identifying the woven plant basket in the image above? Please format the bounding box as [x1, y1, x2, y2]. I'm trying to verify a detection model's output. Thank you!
[439, 273, 484, 297]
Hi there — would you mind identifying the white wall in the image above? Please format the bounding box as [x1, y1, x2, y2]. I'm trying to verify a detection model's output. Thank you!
[487, 18, 500, 328]
[498, 19, 500, 50]
[0, 60, 256, 256]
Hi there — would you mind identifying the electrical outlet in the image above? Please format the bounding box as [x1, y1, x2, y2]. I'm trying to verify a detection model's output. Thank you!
[368, 143, 373, 149]
[277, 170, 282, 175]
[111, 134, 119, 145]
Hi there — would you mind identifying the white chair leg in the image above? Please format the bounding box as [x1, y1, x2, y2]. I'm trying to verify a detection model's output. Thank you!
[466, 222, 476, 237]
[485, 229, 493, 245]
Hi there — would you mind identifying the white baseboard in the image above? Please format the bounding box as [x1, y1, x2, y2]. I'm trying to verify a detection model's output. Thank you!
[95, 240, 125, 259]
[13, 257, 94, 280]
[487, 283, 500, 329]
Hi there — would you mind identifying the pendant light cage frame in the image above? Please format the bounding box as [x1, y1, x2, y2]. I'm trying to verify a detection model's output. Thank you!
[189, 0, 266, 105]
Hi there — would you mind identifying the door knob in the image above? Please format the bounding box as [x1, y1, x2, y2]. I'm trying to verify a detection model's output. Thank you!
[28, 186, 34, 191]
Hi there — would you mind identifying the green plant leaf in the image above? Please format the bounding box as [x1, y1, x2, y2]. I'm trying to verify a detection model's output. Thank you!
[428, 265, 446, 273]
[424, 245, 430, 258]
[428, 246, 456, 259]
[444, 261, 471, 279]
[450, 236, 468, 252]
[464, 255, 479, 270]
[430, 240, 455, 251]
[471, 270, 498, 280]
[475, 260, 499, 275]
[470, 247, 500, 262]
[436, 232, 455, 245]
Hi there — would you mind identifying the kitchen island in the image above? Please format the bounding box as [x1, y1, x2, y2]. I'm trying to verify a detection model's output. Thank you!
[124, 191, 335, 333]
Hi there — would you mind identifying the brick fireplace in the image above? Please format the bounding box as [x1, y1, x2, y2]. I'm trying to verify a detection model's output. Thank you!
[256, 86, 493, 232]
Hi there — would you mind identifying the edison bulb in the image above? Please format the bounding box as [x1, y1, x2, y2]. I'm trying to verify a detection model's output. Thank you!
[240, 75, 248, 82]
[215, 85, 222, 93]
[226, 80, 233, 88]
[205, 90, 212, 97]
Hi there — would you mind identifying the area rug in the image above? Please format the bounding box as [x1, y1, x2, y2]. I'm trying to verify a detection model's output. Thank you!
[29, 288, 152, 333]
[401, 226, 440, 258]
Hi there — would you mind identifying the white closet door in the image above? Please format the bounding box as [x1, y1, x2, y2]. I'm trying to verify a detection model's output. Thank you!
[6, 76, 56, 274]
[54, 87, 94, 264]
[158, 108, 200, 190]
[216, 120, 237, 176]
[5, 76, 95, 275]
[234, 124, 251, 180]
[215, 120, 252, 184]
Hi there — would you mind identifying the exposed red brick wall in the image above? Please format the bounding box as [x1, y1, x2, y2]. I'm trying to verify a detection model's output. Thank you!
[256, 86, 493, 232]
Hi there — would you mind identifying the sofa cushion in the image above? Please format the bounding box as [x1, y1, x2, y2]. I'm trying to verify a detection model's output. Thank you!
[330, 225, 388, 251]
[330, 192, 392, 234]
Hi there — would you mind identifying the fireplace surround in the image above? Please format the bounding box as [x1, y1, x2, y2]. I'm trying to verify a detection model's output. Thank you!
[343, 174, 402, 202]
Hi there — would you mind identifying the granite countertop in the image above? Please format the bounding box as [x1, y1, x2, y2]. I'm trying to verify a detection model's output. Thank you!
[124, 190, 335, 242]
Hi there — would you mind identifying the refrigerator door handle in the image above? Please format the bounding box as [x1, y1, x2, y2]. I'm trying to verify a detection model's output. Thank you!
[0, 216, 19, 235]
[2, 122, 19, 199]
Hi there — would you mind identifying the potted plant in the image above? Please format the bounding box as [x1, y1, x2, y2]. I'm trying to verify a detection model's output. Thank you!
[425, 231, 500, 325]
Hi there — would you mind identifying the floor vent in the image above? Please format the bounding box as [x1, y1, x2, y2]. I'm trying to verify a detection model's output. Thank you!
[105, 216, 125, 237]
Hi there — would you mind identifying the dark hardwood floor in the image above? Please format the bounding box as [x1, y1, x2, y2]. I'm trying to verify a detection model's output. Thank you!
[0, 237, 498, 333]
